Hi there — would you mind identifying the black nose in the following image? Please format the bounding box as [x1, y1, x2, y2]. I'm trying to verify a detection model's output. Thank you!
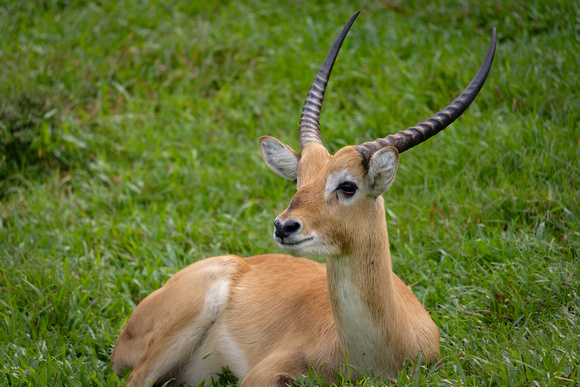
[274, 219, 301, 239]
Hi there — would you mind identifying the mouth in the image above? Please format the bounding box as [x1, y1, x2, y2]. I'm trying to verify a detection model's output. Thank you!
[274, 234, 339, 257]
[276, 236, 314, 248]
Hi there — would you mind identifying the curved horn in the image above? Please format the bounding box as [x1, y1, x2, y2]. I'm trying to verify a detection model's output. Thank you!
[356, 28, 497, 159]
[299, 10, 361, 151]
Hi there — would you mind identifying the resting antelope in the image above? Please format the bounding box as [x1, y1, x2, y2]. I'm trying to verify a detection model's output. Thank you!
[111, 11, 496, 386]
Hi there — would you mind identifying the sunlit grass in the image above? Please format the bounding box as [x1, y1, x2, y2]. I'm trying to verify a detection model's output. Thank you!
[0, 0, 578, 385]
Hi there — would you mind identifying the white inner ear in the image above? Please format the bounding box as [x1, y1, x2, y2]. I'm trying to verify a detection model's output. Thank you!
[367, 147, 399, 196]
[259, 136, 300, 180]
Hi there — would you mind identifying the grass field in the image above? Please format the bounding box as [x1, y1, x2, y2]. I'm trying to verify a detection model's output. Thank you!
[1, 0, 579, 385]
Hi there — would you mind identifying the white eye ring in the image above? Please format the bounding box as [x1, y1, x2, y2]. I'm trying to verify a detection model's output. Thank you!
[325, 169, 359, 202]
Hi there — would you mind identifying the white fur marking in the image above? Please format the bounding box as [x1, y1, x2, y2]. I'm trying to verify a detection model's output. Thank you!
[261, 139, 299, 180]
[181, 321, 249, 385]
[214, 323, 249, 375]
[331, 258, 385, 373]
[368, 148, 398, 195]
[325, 169, 359, 205]
[145, 277, 232, 385]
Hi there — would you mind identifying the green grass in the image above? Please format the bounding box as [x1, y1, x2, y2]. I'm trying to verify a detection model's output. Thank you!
[1, 0, 578, 385]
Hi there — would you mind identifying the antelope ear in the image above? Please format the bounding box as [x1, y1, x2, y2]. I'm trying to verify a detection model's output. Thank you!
[259, 136, 301, 180]
[366, 146, 399, 196]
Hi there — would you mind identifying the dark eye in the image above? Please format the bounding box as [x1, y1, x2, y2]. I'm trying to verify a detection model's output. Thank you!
[338, 181, 357, 197]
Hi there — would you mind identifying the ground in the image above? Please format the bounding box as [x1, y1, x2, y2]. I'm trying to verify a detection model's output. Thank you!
[0, 0, 578, 385]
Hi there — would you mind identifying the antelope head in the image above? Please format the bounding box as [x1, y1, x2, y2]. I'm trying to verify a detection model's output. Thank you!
[260, 11, 496, 259]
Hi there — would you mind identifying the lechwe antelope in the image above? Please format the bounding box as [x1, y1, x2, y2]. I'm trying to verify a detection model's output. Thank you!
[112, 11, 496, 386]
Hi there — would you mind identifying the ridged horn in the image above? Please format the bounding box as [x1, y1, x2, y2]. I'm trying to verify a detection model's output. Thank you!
[356, 28, 497, 159]
[299, 10, 361, 151]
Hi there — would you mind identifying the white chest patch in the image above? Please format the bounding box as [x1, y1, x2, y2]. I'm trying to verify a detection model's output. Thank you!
[330, 260, 386, 373]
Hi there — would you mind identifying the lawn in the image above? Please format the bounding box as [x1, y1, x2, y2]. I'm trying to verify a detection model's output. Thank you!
[1, 0, 578, 385]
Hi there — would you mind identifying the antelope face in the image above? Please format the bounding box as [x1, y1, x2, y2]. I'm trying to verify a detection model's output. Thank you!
[260, 138, 399, 257]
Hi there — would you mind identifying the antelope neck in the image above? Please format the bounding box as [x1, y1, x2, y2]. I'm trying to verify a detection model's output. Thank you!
[325, 201, 410, 375]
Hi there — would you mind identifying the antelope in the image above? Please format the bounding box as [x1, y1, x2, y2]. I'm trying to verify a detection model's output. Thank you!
[111, 10, 496, 386]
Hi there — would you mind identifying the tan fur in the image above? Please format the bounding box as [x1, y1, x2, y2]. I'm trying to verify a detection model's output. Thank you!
[276, 146, 440, 376]
[112, 142, 440, 386]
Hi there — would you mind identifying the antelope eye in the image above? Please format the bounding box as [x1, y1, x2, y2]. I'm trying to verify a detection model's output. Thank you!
[338, 181, 357, 196]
